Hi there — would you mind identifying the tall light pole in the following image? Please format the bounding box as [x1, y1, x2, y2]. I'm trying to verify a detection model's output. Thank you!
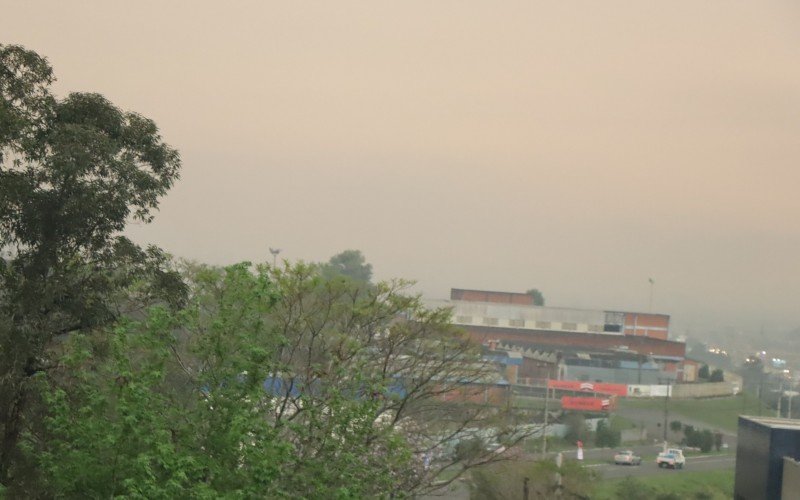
[269, 247, 281, 267]
[786, 391, 799, 419]
[648, 278, 655, 312]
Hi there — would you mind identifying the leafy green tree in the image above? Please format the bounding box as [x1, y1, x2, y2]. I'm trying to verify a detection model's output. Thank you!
[323, 249, 373, 282]
[709, 368, 724, 382]
[27, 261, 526, 497]
[594, 419, 620, 448]
[670, 420, 683, 433]
[0, 44, 182, 490]
[525, 288, 545, 306]
[563, 414, 589, 444]
[698, 364, 710, 380]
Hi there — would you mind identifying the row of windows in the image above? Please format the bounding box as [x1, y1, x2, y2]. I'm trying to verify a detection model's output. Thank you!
[452, 316, 607, 333]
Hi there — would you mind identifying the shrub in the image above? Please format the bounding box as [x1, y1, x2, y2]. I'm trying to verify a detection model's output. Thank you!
[595, 419, 621, 448]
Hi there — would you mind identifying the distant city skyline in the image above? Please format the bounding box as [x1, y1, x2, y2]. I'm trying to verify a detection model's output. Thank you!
[4, 1, 799, 335]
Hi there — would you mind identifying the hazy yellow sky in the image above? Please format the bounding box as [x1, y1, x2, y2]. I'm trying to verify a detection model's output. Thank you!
[4, 1, 800, 333]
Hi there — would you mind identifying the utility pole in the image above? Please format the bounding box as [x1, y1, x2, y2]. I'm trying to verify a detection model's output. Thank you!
[648, 278, 655, 312]
[542, 373, 550, 456]
[663, 381, 670, 441]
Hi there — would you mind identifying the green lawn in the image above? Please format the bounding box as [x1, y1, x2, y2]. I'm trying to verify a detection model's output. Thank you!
[618, 393, 763, 433]
[592, 470, 734, 499]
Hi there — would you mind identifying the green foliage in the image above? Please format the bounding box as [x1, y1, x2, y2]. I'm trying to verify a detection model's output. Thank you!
[469, 459, 597, 499]
[0, 44, 183, 489]
[594, 419, 621, 448]
[525, 288, 545, 306]
[455, 438, 485, 462]
[323, 249, 372, 283]
[713, 432, 723, 451]
[698, 364, 710, 380]
[594, 470, 734, 500]
[709, 369, 724, 382]
[614, 477, 657, 500]
[670, 420, 683, 433]
[24, 262, 512, 497]
[563, 414, 589, 444]
[682, 426, 714, 452]
[618, 394, 760, 433]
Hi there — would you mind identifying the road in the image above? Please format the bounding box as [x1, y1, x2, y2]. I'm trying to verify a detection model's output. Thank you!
[588, 453, 736, 479]
[419, 449, 736, 498]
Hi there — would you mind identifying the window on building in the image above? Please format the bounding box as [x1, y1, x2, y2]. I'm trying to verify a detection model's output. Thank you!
[508, 319, 524, 327]
[535, 321, 551, 329]
[455, 315, 472, 324]
[561, 322, 577, 331]
[483, 317, 498, 326]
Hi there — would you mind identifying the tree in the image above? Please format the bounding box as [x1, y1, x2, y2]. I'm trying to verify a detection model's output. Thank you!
[714, 432, 723, 452]
[670, 420, 683, 433]
[595, 419, 620, 448]
[709, 369, 724, 382]
[323, 249, 372, 282]
[698, 364, 710, 380]
[563, 414, 589, 444]
[526, 288, 545, 306]
[25, 261, 530, 497]
[0, 44, 182, 490]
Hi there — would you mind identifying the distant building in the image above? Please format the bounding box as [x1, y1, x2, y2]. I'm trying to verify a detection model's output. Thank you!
[440, 288, 670, 340]
[425, 288, 686, 383]
[734, 416, 800, 500]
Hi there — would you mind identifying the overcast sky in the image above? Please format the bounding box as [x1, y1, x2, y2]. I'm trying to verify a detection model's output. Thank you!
[4, 1, 800, 335]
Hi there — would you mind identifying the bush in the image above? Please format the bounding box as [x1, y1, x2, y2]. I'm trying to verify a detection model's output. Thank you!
[455, 438, 486, 462]
[563, 414, 590, 444]
[683, 426, 714, 452]
[470, 459, 597, 500]
[615, 477, 656, 500]
[670, 420, 683, 433]
[595, 419, 621, 448]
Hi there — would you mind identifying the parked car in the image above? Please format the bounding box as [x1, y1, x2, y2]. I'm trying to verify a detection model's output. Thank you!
[613, 450, 642, 465]
[656, 448, 685, 469]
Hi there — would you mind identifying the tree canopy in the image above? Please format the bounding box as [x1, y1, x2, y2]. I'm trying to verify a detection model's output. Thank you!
[0, 45, 535, 497]
[323, 249, 373, 283]
[526, 288, 545, 306]
[26, 262, 524, 497]
[0, 44, 183, 488]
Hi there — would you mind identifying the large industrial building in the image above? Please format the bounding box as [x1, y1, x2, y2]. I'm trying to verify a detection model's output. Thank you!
[428, 288, 688, 385]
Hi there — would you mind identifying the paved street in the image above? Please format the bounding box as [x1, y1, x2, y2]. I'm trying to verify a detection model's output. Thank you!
[589, 453, 736, 479]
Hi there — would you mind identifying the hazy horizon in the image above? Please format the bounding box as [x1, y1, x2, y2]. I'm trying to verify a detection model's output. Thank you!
[4, 1, 799, 336]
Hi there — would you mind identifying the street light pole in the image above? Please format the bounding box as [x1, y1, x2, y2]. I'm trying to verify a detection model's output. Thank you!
[663, 380, 670, 441]
[786, 391, 799, 419]
[269, 247, 281, 267]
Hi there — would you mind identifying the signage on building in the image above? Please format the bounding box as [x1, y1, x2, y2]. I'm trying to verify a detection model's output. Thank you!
[561, 396, 616, 412]
[547, 379, 628, 396]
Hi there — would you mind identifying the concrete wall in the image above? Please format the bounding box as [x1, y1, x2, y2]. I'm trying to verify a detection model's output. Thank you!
[671, 382, 738, 399]
[782, 457, 800, 500]
[451, 289, 534, 305]
[562, 364, 673, 385]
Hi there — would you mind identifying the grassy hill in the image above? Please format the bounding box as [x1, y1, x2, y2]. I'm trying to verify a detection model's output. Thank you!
[618, 393, 764, 433]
